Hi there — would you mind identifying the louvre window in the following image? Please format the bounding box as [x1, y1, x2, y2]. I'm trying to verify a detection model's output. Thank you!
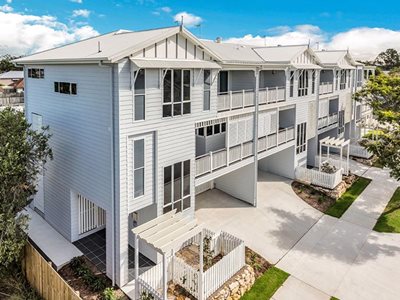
[298, 71, 309, 97]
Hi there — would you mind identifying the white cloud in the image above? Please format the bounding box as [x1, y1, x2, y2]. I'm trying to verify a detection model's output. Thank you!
[70, 0, 83, 3]
[0, 10, 99, 56]
[328, 27, 400, 60]
[161, 6, 171, 13]
[72, 9, 90, 18]
[6, 0, 12, 4]
[225, 25, 400, 60]
[225, 24, 325, 48]
[0, 4, 13, 12]
[173, 12, 202, 28]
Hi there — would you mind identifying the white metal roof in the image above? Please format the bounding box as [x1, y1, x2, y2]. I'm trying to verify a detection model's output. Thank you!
[131, 58, 221, 69]
[132, 210, 202, 253]
[14, 26, 222, 65]
[315, 50, 356, 69]
[254, 45, 310, 63]
[201, 40, 264, 64]
[0, 71, 23, 79]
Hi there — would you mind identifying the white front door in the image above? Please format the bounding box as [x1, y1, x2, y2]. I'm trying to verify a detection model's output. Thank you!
[31, 113, 44, 214]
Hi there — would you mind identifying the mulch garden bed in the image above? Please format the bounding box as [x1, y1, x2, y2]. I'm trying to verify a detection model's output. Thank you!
[175, 244, 224, 272]
[59, 256, 126, 300]
[245, 247, 271, 279]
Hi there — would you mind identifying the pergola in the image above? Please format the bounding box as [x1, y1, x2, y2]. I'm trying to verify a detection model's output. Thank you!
[132, 210, 204, 300]
[319, 136, 350, 175]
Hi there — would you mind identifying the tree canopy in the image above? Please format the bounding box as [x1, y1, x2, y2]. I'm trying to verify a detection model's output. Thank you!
[0, 54, 22, 73]
[0, 108, 52, 270]
[374, 48, 400, 71]
[354, 73, 400, 180]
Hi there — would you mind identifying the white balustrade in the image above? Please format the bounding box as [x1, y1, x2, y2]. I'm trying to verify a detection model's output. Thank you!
[267, 133, 277, 148]
[242, 141, 253, 157]
[259, 86, 286, 105]
[229, 145, 241, 164]
[195, 154, 211, 176]
[319, 82, 333, 95]
[212, 149, 227, 170]
[295, 166, 342, 189]
[258, 137, 267, 152]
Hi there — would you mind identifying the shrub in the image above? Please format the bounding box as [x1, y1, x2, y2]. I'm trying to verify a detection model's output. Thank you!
[69, 256, 106, 292]
[103, 287, 119, 300]
[320, 162, 337, 174]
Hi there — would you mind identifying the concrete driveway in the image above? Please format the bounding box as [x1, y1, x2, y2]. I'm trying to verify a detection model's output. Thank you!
[196, 166, 400, 300]
[195, 171, 323, 264]
[276, 166, 400, 300]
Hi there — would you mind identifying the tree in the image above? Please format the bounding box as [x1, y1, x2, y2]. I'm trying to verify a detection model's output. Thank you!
[354, 73, 400, 180]
[0, 108, 52, 271]
[0, 54, 22, 73]
[374, 48, 400, 70]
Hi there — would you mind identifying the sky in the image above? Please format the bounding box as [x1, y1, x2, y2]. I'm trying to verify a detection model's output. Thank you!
[1, 0, 400, 60]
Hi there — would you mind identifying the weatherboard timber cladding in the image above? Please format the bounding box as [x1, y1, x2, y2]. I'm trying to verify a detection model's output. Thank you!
[25, 64, 113, 240]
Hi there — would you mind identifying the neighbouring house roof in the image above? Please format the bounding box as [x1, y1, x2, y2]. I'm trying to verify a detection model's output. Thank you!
[0, 70, 24, 79]
[314, 50, 357, 69]
[14, 26, 223, 65]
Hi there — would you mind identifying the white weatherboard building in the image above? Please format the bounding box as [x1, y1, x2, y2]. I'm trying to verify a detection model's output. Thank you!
[15, 25, 374, 290]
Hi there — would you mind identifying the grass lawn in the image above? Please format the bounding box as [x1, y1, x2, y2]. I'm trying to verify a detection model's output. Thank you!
[326, 177, 371, 218]
[241, 267, 289, 300]
[374, 187, 400, 233]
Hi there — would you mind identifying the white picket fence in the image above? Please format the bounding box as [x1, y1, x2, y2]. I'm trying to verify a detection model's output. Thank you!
[349, 143, 373, 159]
[137, 277, 163, 300]
[172, 230, 245, 300]
[295, 166, 343, 189]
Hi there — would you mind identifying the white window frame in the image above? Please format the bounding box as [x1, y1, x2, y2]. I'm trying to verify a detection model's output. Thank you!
[134, 69, 146, 121]
[296, 122, 307, 154]
[203, 69, 211, 111]
[133, 138, 145, 199]
[163, 160, 191, 213]
[162, 69, 191, 118]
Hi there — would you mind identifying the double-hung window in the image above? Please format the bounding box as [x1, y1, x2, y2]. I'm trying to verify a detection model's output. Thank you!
[28, 68, 44, 79]
[203, 69, 211, 110]
[296, 122, 307, 154]
[163, 160, 191, 213]
[163, 69, 191, 117]
[134, 139, 145, 198]
[134, 69, 145, 121]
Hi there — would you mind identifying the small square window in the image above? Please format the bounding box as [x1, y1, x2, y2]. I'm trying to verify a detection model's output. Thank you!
[207, 126, 213, 136]
[198, 128, 204, 136]
[214, 124, 220, 134]
[221, 123, 226, 132]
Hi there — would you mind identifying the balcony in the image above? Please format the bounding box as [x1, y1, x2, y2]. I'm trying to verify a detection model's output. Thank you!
[257, 127, 295, 153]
[319, 82, 333, 95]
[318, 113, 338, 129]
[259, 86, 286, 105]
[217, 89, 255, 112]
[195, 141, 254, 177]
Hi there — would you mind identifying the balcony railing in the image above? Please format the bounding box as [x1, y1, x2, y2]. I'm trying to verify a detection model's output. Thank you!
[217, 90, 255, 112]
[259, 86, 286, 105]
[318, 113, 338, 129]
[258, 127, 295, 153]
[217, 86, 286, 112]
[319, 82, 333, 95]
[195, 141, 254, 177]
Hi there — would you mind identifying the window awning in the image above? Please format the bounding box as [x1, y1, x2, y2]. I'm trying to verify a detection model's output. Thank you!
[130, 58, 222, 69]
[291, 63, 322, 70]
